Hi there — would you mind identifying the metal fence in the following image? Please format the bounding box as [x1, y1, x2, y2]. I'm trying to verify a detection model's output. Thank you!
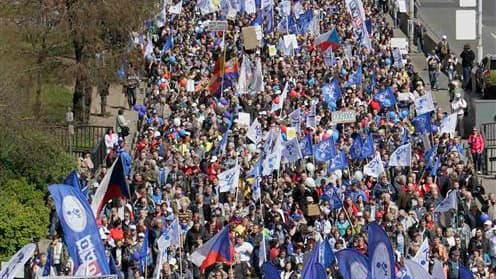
[480, 123, 496, 174]
[48, 124, 112, 168]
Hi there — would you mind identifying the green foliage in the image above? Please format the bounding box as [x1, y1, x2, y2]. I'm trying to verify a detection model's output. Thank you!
[0, 178, 49, 261]
[40, 84, 73, 123]
[0, 125, 76, 189]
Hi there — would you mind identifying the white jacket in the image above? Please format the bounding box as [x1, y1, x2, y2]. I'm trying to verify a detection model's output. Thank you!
[451, 97, 467, 116]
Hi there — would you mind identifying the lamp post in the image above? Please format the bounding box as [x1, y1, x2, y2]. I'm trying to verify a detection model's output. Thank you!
[477, 0, 483, 62]
[66, 107, 74, 155]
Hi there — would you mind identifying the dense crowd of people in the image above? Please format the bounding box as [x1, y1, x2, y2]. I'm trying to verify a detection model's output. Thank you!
[23, 0, 496, 278]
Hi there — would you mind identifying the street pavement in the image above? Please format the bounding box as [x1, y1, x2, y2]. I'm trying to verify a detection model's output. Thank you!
[89, 84, 140, 146]
[416, 0, 496, 57]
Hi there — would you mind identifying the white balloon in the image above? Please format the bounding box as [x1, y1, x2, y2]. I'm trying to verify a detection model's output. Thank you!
[354, 170, 363, 181]
[306, 163, 315, 173]
[173, 118, 181, 127]
[305, 177, 315, 188]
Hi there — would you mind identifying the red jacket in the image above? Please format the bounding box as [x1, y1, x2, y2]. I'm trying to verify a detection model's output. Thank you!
[468, 133, 484, 153]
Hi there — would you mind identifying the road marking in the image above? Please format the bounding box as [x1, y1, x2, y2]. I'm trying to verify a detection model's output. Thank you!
[492, 33, 496, 39]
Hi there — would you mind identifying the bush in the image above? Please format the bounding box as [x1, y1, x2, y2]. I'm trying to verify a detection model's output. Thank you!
[0, 125, 76, 189]
[0, 178, 49, 261]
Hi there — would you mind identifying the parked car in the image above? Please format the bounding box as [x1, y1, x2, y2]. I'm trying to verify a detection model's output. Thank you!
[474, 55, 496, 98]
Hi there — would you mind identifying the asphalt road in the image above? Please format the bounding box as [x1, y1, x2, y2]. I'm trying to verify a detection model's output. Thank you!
[417, 0, 496, 57]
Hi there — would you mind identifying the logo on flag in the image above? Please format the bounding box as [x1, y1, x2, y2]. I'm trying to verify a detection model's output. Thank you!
[368, 223, 395, 279]
[363, 154, 384, 178]
[283, 138, 302, 162]
[62, 196, 88, 233]
[389, 143, 411, 167]
[218, 166, 240, 193]
[415, 92, 435, 115]
[314, 138, 336, 162]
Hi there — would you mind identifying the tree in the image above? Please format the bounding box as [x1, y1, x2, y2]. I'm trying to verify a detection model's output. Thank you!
[1, 0, 68, 119]
[0, 179, 49, 261]
[63, 0, 154, 123]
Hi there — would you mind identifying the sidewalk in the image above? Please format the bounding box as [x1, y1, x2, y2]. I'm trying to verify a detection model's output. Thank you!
[89, 83, 141, 144]
[388, 18, 451, 113]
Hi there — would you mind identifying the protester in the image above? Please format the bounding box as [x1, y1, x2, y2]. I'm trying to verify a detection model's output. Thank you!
[7, 0, 494, 278]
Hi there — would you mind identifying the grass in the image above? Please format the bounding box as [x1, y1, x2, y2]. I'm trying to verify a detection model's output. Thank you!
[39, 84, 73, 123]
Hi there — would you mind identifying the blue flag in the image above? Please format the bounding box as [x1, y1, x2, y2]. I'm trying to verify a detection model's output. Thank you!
[139, 229, 149, 273]
[430, 157, 440, 177]
[161, 35, 174, 53]
[251, 10, 263, 26]
[335, 249, 369, 279]
[64, 170, 88, 196]
[401, 128, 409, 145]
[328, 150, 349, 173]
[322, 78, 341, 109]
[425, 145, 438, 169]
[373, 87, 396, 108]
[360, 133, 374, 160]
[108, 254, 121, 279]
[43, 246, 52, 276]
[344, 66, 363, 88]
[321, 186, 343, 210]
[368, 222, 395, 279]
[314, 137, 337, 162]
[48, 184, 111, 275]
[301, 133, 314, 157]
[413, 112, 432, 134]
[459, 265, 474, 279]
[262, 262, 281, 278]
[350, 133, 363, 160]
[301, 241, 320, 279]
[263, 7, 273, 33]
[298, 9, 314, 33]
[319, 238, 335, 268]
[216, 130, 229, 155]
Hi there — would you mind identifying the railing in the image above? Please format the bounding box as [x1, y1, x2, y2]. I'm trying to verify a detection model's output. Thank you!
[48, 124, 112, 168]
[481, 122, 496, 174]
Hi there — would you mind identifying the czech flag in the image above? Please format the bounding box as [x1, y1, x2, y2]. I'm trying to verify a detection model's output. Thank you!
[314, 28, 340, 53]
[190, 226, 233, 270]
[91, 155, 130, 217]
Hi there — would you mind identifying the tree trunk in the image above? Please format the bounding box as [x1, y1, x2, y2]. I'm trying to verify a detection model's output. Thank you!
[72, 39, 91, 123]
[33, 66, 42, 118]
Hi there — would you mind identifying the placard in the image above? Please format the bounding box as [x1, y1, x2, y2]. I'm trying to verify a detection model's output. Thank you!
[331, 110, 357, 123]
[286, 127, 297, 139]
[204, 20, 228, 31]
[390, 37, 408, 55]
[242, 26, 260, 50]
[187, 79, 195, 92]
[283, 34, 298, 50]
[268, 44, 277, 57]
[237, 112, 251, 128]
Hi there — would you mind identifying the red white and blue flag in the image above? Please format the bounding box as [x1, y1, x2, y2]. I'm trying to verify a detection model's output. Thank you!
[314, 29, 340, 53]
[190, 226, 233, 270]
[91, 155, 130, 217]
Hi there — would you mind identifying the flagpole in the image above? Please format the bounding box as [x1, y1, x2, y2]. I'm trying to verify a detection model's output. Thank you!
[220, 29, 227, 99]
[177, 217, 184, 278]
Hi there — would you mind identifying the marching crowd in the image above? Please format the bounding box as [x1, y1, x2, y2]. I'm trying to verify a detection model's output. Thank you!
[25, 0, 496, 278]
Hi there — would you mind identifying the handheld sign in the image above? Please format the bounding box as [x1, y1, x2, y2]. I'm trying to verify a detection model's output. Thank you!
[331, 110, 357, 124]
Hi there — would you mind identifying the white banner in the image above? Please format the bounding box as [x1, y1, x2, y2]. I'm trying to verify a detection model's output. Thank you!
[345, 0, 372, 49]
[0, 244, 36, 279]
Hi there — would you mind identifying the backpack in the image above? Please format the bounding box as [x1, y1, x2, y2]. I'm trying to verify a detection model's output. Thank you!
[440, 42, 449, 55]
